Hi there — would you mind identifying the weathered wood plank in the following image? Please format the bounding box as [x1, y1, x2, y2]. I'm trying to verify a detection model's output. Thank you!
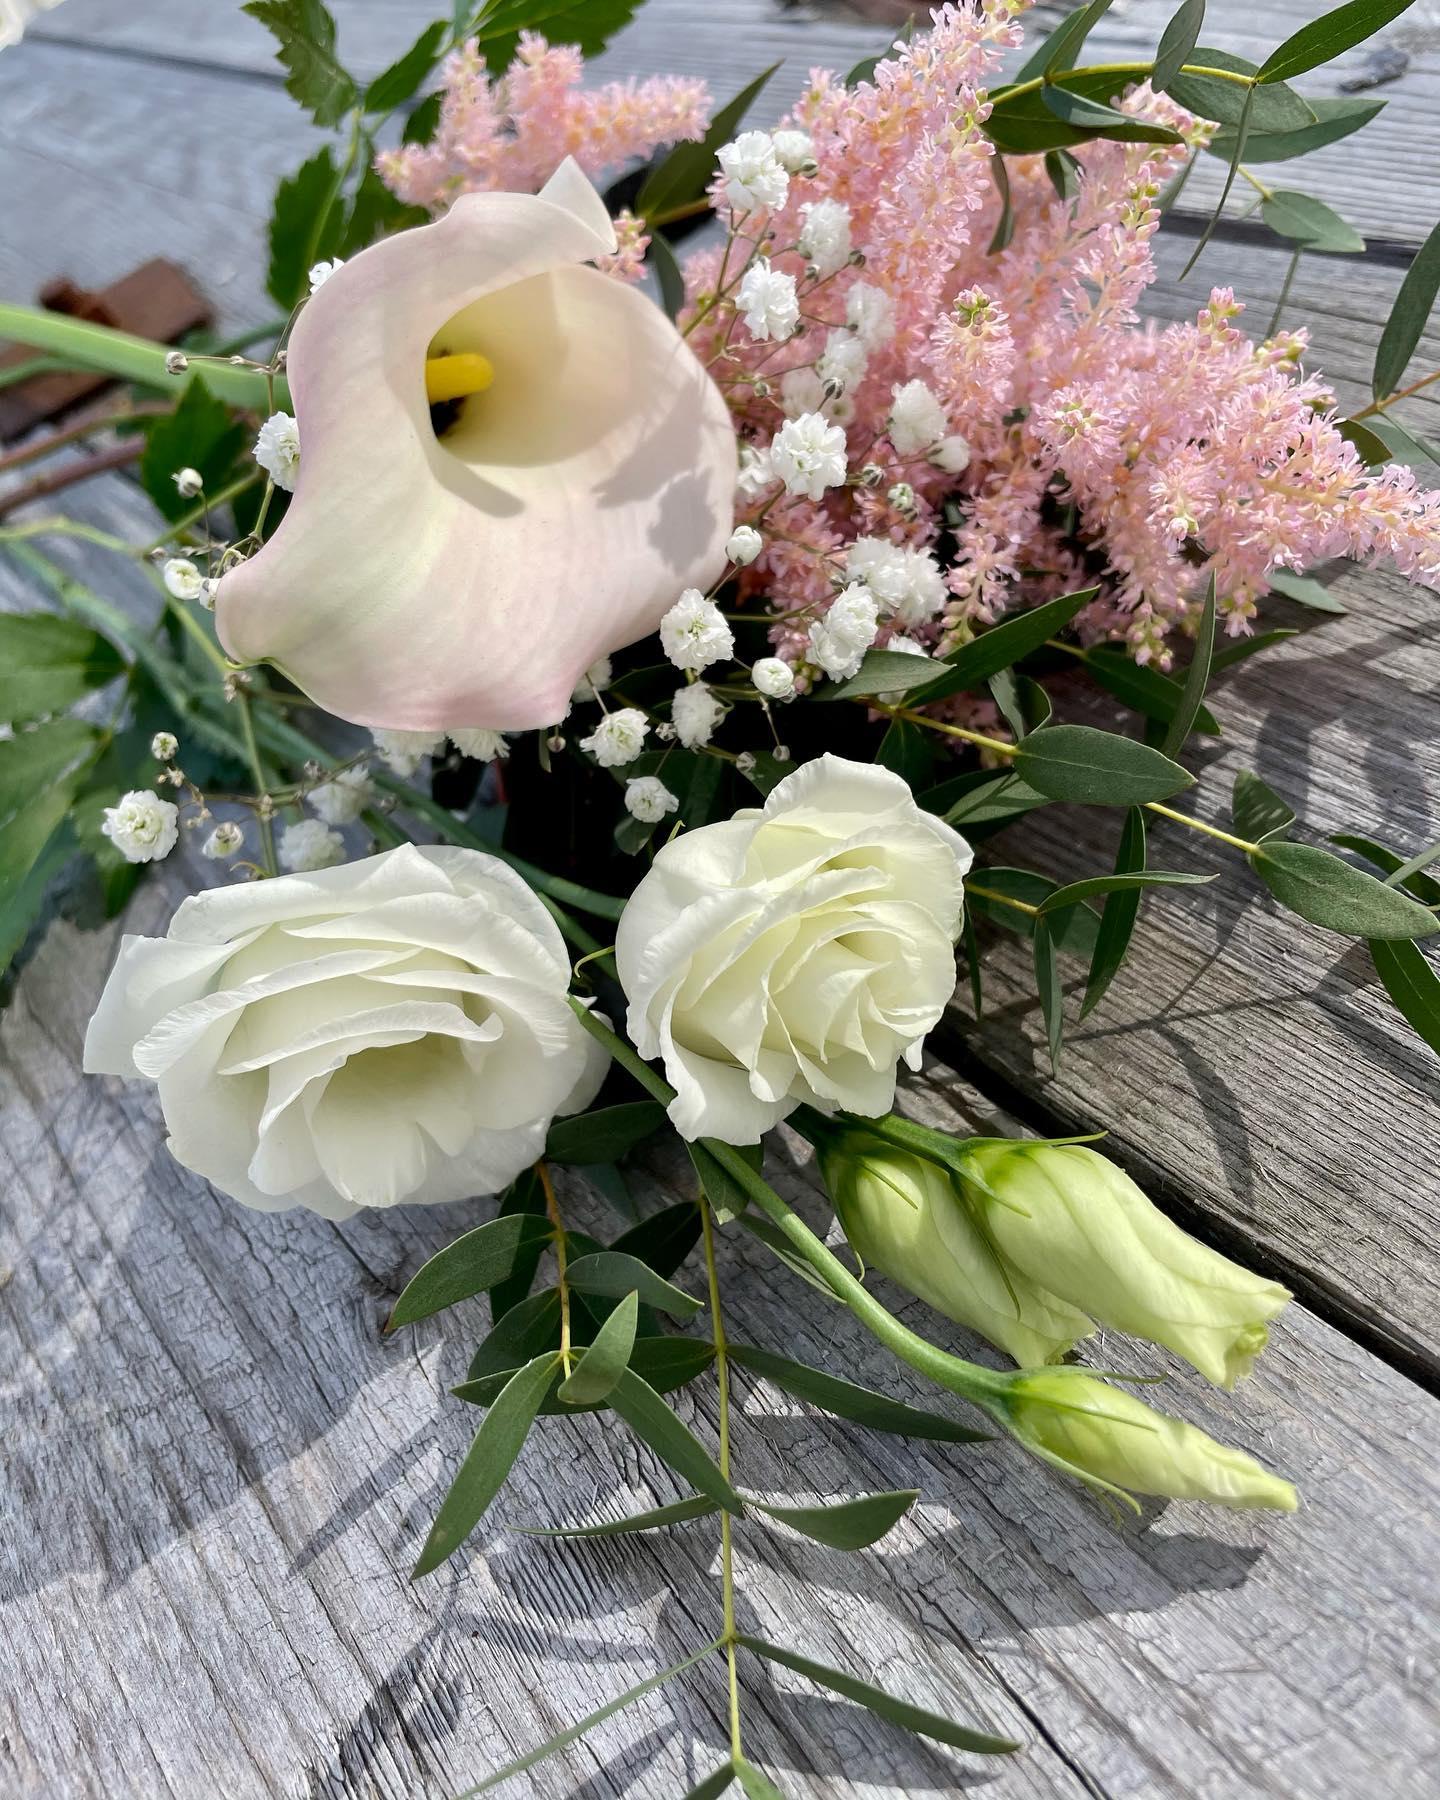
[3, 888, 1438, 1800]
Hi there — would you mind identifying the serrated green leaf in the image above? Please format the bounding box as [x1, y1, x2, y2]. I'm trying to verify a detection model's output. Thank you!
[520, 1493, 721, 1539]
[364, 18, 445, 112]
[1252, 841, 1438, 939]
[637, 64, 779, 223]
[819, 648, 952, 702]
[1037, 868, 1214, 915]
[1211, 628, 1298, 671]
[1160, 576, 1217, 758]
[1013, 724, 1193, 805]
[917, 587, 1097, 703]
[413, 1351, 558, 1576]
[1034, 913, 1064, 1073]
[388, 1213, 555, 1330]
[545, 1100, 668, 1166]
[1232, 767, 1295, 842]
[1207, 93, 1384, 162]
[1041, 83, 1183, 144]
[557, 1289, 638, 1405]
[0, 812, 75, 980]
[0, 720, 102, 924]
[0, 616, 123, 724]
[140, 377, 247, 522]
[1330, 833, 1440, 903]
[727, 1344, 989, 1442]
[467, 0, 639, 72]
[753, 1489, 917, 1551]
[1375, 217, 1440, 401]
[1262, 189, 1365, 253]
[403, 89, 442, 144]
[1081, 807, 1146, 1017]
[1257, 0, 1418, 85]
[566, 1251, 703, 1321]
[1265, 568, 1348, 613]
[243, 0, 356, 126]
[1370, 936, 1440, 1056]
[1083, 647, 1221, 736]
[1153, 0, 1206, 92]
[338, 165, 429, 257]
[736, 1636, 1019, 1754]
[608, 1368, 744, 1513]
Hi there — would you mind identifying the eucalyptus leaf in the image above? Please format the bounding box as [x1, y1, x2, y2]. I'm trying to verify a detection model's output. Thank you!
[1177, 78, 1253, 279]
[874, 715, 936, 790]
[943, 770, 1052, 831]
[818, 648, 952, 701]
[1013, 725, 1193, 804]
[648, 229, 687, 320]
[1153, 0, 1206, 92]
[1252, 841, 1439, 939]
[558, 1290, 639, 1405]
[737, 1213, 847, 1301]
[467, 1288, 562, 1382]
[753, 1489, 917, 1552]
[1083, 647, 1221, 736]
[1232, 767, 1296, 842]
[1037, 869, 1214, 915]
[966, 868, 1102, 956]
[988, 154, 1015, 254]
[987, 667, 1053, 740]
[1211, 628, 1298, 671]
[1207, 94, 1384, 162]
[1336, 416, 1392, 467]
[1261, 189, 1364, 253]
[1170, 49, 1313, 130]
[734, 1760, 786, 1800]
[727, 1344, 989, 1442]
[1034, 913, 1064, 1072]
[846, 18, 914, 87]
[1331, 832, 1440, 903]
[1081, 807, 1146, 1018]
[387, 1213, 555, 1330]
[917, 586, 1097, 702]
[1370, 937, 1440, 1056]
[566, 1251, 703, 1321]
[1045, 148, 1083, 201]
[683, 1768, 738, 1800]
[1374, 216, 1440, 401]
[1367, 412, 1440, 470]
[456, 1335, 716, 1412]
[609, 1368, 744, 1512]
[520, 1494, 721, 1539]
[1160, 575, 1217, 758]
[689, 1139, 761, 1224]
[1041, 84, 1183, 144]
[1266, 568, 1348, 613]
[1257, 0, 1419, 85]
[545, 1100, 668, 1166]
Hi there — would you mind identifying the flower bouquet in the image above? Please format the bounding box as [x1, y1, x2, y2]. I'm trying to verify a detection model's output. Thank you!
[2, 0, 1438, 1791]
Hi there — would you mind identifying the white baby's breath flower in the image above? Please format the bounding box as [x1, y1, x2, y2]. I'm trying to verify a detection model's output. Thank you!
[278, 818, 345, 873]
[201, 821, 245, 860]
[846, 282, 895, 350]
[736, 260, 799, 343]
[752, 656, 796, 700]
[889, 379, 949, 456]
[809, 584, 879, 680]
[847, 537, 946, 627]
[717, 130, 789, 213]
[150, 731, 178, 762]
[770, 129, 816, 175]
[779, 366, 827, 420]
[254, 412, 301, 492]
[308, 257, 345, 292]
[449, 728, 510, 762]
[661, 589, 734, 672]
[172, 467, 204, 499]
[307, 765, 374, 826]
[671, 681, 724, 749]
[163, 558, 204, 602]
[369, 728, 444, 779]
[726, 524, 763, 566]
[798, 199, 852, 277]
[625, 775, 680, 824]
[930, 432, 972, 474]
[101, 790, 179, 864]
[581, 706, 649, 768]
[572, 656, 613, 703]
[736, 443, 776, 501]
[771, 412, 849, 501]
[817, 329, 868, 396]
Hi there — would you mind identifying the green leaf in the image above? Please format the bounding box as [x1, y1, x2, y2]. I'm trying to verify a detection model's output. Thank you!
[520, 1493, 721, 1539]
[412, 1351, 558, 1576]
[1370, 937, 1440, 1055]
[611, 1201, 703, 1279]
[987, 668, 1053, 739]
[736, 1636, 1019, 1754]
[966, 868, 1101, 956]
[1081, 807, 1146, 1017]
[1374, 216, 1440, 401]
[608, 1368, 744, 1513]
[939, 769, 1052, 831]
[1083, 647, 1221, 737]
[387, 1213, 555, 1330]
[846, 19, 913, 87]
[1045, 148, 1082, 201]
[1232, 767, 1296, 842]
[1177, 78, 1254, 280]
[873, 716, 936, 790]
[545, 1100, 668, 1166]
[727, 1344, 989, 1442]
[1013, 724, 1193, 805]
[1266, 568, 1348, 613]
[1041, 83, 1183, 144]
[566, 1251, 703, 1321]
[0, 721, 102, 917]
[734, 1760, 786, 1800]
[637, 64, 779, 222]
[1037, 869, 1214, 915]
[467, 1288, 562, 1382]
[753, 1489, 917, 1551]
[468, 0, 640, 73]
[988, 154, 1015, 254]
[338, 164, 429, 257]
[683, 1767, 738, 1800]
[688, 1140, 760, 1225]
[1034, 913, 1064, 1072]
[1331, 832, 1440, 903]
[1170, 49, 1313, 129]
[243, 0, 356, 126]
[1211, 628, 1298, 671]
[1252, 840, 1439, 939]
[648, 229, 687, 321]
[1036, 0, 1116, 75]
[1261, 189, 1365, 253]
[917, 586, 1097, 703]
[0, 615, 123, 723]
[0, 812, 75, 980]
[1257, 0, 1418, 85]
[364, 18, 446, 112]
[140, 377, 247, 522]
[818, 648, 952, 701]
[456, 1335, 715, 1413]
[1367, 412, 1440, 470]
[1160, 575, 1217, 758]
[403, 89, 443, 143]
[557, 1290, 638, 1405]
[737, 1213, 848, 1302]
[1153, 0, 1206, 92]
[1207, 94, 1384, 163]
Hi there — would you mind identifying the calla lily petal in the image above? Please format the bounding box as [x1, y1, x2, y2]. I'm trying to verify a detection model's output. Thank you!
[216, 159, 737, 731]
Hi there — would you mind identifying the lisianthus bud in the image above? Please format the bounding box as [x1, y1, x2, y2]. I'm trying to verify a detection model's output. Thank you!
[960, 1141, 1289, 1388]
[1004, 1370, 1298, 1512]
[823, 1139, 1092, 1367]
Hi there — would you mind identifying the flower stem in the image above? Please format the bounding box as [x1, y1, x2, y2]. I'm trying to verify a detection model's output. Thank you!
[1351, 366, 1440, 419]
[537, 1159, 573, 1375]
[1144, 801, 1259, 855]
[966, 881, 1040, 917]
[700, 1195, 744, 1762]
[233, 687, 277, 876]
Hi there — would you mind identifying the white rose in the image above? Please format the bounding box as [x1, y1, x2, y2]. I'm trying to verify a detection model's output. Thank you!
[83, 844, 606, 1218]
[616, 755, 972, 1144]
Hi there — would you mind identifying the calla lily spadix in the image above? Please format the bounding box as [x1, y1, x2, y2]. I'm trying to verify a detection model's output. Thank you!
[216, 159, 738, 732]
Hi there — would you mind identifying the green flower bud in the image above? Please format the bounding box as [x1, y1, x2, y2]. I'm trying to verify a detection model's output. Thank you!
[1005, 1370, 1299, 1512]
[960, 1141, 1289, 1389]
[823, 1138, 1093, 1367]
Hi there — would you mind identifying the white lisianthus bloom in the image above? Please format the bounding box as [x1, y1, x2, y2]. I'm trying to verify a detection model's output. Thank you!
[771, 412, 849, 501]
[736, 259, 799, 343]
[660, 589, 734, 672]
[808, 584, 878, 680]
[307, 766, 375, 826]
[625, 776, 680, 823]
[253, 412, 301, 491]
[449, 727, 510, 762]
[798, 199, 852, 277]
[370, 728, 444, 778]
[717, 131, 789, 213]
[616, 755, 972, 1143]
[83, 844, 607, 1218]
[580, 707, 648, 768]
[671, 681, 724, 748]
[216, 160, 735, 734]
[846, 282, 895, 350]
[101, 791, 179, 865]
[888, 379, 949, 456]
[725, 524, 762, 566]
[751, 656, 796, 700]
[163, 558, 205, 602]
[770, 129, 816, 175]
[278, 818, 346, 873]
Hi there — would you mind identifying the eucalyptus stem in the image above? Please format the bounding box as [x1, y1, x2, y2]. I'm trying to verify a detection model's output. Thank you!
[998, 59, 1255, 110]
[700, 1196, 745, 1762]
[537, 1160, 573, 1375]
[966, 881, 1039, 918]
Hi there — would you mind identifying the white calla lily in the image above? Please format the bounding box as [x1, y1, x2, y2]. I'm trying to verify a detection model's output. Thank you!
[216, 159, 737, 732]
